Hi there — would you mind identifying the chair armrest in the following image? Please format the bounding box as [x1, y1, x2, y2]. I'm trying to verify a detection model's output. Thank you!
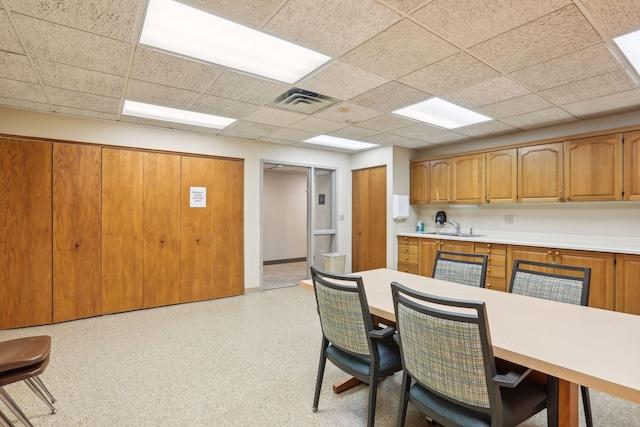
[368, 326, 395, 339]
[493, 365, 532, 388]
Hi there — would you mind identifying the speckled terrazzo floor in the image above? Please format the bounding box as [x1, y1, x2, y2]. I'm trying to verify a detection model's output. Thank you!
[0, 286, 638, 426]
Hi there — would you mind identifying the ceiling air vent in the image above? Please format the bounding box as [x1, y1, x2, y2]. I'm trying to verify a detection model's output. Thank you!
[268, 88, 339, 114]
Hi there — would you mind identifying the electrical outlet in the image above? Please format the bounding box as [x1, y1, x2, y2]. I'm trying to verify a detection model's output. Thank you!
[504, 215, 514, 224]
[339, 214, 344, 221]
[431, 215, 435, 222]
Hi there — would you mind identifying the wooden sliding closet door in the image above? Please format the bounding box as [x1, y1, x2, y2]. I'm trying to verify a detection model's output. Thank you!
[0, 138, 53, 329]
[53, 143, 102, 322]
[102, 149, 144, 314]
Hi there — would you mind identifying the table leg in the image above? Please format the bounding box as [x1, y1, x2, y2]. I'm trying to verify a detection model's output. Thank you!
[548, 376, 579, 427]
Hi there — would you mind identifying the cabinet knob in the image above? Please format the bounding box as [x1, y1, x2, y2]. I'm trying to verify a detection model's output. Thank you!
[487, 268, 491, 272]
[75, 242, 81, 247]
[404, 256, 409, 260]
[487, 283, 492, 288]
[196, 237, 200, 242]
[487, 249, 491, 254]
[161, 238, 165, 243]
[547, 251, 552, 255]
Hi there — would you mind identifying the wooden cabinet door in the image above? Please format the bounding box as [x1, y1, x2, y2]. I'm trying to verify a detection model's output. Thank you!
[410, 160, 429, 204]
[564, 134, 622, 202]
[615, 254, 640, 314]
[555, 249, 614, 310]
[452, 153, 485, 204]
[143, 152, 181, 308]
[213, 159, 244, 298]
[486, 149, 517, 203]
[352, 166, 386, 272]
[624, 131, 640, 201]
[102, 149, 144, 314]
[53, 143, 102, 322]
[418, 239, 439, 277]
[430, 159, 452, 204]
[0, 138, 52, 329]
[518, 143, 563, 203]
[181, 156, 215, 302]
[507, 245, 554, 286]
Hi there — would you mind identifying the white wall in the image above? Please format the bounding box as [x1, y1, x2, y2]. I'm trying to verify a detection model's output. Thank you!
[263, 171, 307, 262]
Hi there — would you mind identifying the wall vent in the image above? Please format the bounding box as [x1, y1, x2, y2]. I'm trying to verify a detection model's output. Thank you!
[268, 88, 339, 114]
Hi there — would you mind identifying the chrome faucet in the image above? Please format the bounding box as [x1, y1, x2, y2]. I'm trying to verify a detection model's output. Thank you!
[444, 220, 461, 235]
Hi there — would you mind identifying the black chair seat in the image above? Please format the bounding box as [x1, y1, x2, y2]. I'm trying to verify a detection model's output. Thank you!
[326, 335, 401, 380]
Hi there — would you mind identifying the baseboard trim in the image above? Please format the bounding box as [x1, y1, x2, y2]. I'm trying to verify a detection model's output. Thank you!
[244, 286, 260, 295]
[263, 257, 307, 266]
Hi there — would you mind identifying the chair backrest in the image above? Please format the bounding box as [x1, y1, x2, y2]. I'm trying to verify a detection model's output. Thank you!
[391, 282, 500, 413]
[310, 265, 373, 356]
[432, 250, 488, 288]
[509, 260, 591, 306]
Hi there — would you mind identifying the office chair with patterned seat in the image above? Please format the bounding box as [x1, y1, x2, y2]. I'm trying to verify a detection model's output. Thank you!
[310, 265, 402, 427]
[391, 281, 549, 427]
[433, 250, 488, 288]
[509, 259, 593, 427]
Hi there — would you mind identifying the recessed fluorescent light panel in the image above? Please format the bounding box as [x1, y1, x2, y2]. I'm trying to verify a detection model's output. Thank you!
[614, 29, 640, 75]
[122, 100, 236, 129]
[393, 97, 492, 129]
[303, 135, 378, 151]
[140, 0, 331, 84]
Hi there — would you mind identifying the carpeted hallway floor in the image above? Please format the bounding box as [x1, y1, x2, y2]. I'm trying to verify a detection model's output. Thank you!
[0, 286, 638, 426]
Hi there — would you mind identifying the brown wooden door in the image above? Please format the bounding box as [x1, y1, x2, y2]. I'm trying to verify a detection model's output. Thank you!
[181, 156, 215, 302]
[486, 149, 517, 203]
[143, 152, 181, 308]
[624, 131, 640, 201]
[555, 249, 614, 310]
[0, 138, 53, 329]
[102, 149, 144, 314]
[430, 159, 452, 204]
[213, 159, 244, 298]
[53, 143, 102, 322]
[518, 143, 564, 203]
[615, 254, 640, 314]
[410, 160, 429, 204]
[352, 166, 386, 272]
[418, 239, 440, 277]
[452, 153, 485, 204]
[564, 134, 622, 202]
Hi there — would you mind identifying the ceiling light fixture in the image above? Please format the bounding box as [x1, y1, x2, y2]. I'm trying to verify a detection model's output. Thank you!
[393, 97, 492, 129]
[140, 0, 331, 84]
[614, 29, 640, 77]
[303, 135, 379, 151]
[122, 100, 236, 129]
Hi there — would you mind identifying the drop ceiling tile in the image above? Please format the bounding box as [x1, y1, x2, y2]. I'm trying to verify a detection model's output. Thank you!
[389, 123, 463, 143]
[477, 94, 554, 119]
[181, 0, 284, 28]
[560, 88, 640, 118]
[454, 120, 519, 137]
[0, 77, 47, 103]
[242, 107, 306, 127]
[412, 0, 571, 48]
[379, 0, 432, 13]
[399, 52, 500, 96]
[288, 117, 347, 133]
[540, 70, 639, 105]
[313, 102, 385, 124]
[299, 61, 389, 101]
[126, 80, 200, 110]
[444, 76, 530, 109]
[0, 10, 23, 54]
[350, 81, 431, 112]
[264, 0, 400, 57]
[220, 121, 282, 139]
[0, 51, 38, 83]
[47, 87, 120, 114]
[130, 47, 222, 92]
[341, 19, 458, 79]
[170, 123, 222, 135]
[191, 94, 260, 119]
[257, 136, 297, 146]
[54, 106, 119, 121]
[267, 128, 316, 142]
[34, 59, 124, 98]
[0, 97, 51, 112]
[360, 132, 407, 145]
[7, 0, 143, 41]
[396, 139, 435, 149]
[327, 126, 379, 139]
[580, 0, 640, 38]
[207, 71, 289, 105]
[357, 114, 416, 132]
[501, 107, 577, 129]
[509, 44, 622, 91]
[468, 5, 602, 73]
[120, 115, 175, 128]
[14, 14, 131, 76]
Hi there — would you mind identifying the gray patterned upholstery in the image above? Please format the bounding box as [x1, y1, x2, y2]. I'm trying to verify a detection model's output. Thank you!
[511, 271, 584, 305]
[433, 259, 485, 287]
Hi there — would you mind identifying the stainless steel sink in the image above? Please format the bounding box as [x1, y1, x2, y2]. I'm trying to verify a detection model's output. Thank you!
[421, 232, 485, 238]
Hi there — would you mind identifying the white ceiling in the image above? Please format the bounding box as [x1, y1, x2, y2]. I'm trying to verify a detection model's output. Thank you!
[1, 0, 640, 153]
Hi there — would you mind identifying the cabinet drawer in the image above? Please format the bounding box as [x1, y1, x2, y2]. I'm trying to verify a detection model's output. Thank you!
[486, 265, 505, 279]
[486, 277, 506, 292]
[398, 236, 418, 246]
[399, 244, 418, 255]
[487, 254, 506, 267]
[398, 253, 417, 264]
[398, 262, 418, 274]
[475, 243, 507, 255]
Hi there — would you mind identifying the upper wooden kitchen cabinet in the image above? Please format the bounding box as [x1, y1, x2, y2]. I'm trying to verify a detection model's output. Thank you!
[518, 142, 563, 203]
[53, 143, 102, 323]
[409, 160, 429, 204]
[418, 238, 474, 277]
[624, 130, 640, 201]
[0, 138, 53, 329]
[614, 254, 640, 315]
[102, 149, 145, 314]
[452, 153, 485, 204]
[486, 149, 517, 203]
[564, 134, 622, 202]
[429, 158, 452, 204]
[143, 152, 181, 308]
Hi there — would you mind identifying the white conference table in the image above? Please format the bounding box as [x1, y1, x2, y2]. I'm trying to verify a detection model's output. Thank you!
[300, 268, 640, 427]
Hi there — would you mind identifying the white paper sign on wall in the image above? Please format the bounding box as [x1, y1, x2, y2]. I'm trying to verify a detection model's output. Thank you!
[190, 186, 206, 208]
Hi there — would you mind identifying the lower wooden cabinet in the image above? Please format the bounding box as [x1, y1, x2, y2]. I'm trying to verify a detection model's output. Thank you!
[418, 239, 474, 277]
[475, 243, 506, 292]
[397, 236, 418, 274]
[614, 254, 640, 315]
